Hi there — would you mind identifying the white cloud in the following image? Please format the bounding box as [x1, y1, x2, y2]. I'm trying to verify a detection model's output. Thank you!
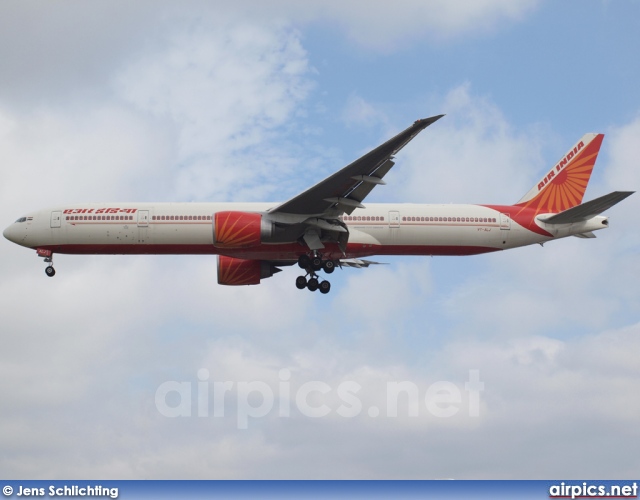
[0, 105, 175, 210]
[601, 115, 640, 252]
[269, 0, 540, 50]
[114, 21, 313, 202]
[383, 84, 546, 204]
[0, 2, 638, 482]
[2, 81, 637, 479]
[341, 94, 388, 128]
[0, 0, 540, 110]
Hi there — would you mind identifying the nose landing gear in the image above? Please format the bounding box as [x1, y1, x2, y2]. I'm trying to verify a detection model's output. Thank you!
[296, 253, 335, 294]
[36, 248, 56, 277]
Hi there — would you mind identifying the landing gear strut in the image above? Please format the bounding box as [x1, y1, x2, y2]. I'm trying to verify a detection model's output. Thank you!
[38, 249, 56, 277]
[295, 253, 335, 294]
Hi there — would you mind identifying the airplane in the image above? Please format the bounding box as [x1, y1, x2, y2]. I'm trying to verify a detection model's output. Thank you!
[3, 115, 634, 294]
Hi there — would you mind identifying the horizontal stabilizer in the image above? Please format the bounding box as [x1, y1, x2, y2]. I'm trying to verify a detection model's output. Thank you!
[339, 258, 387, 268]
[573, 232, 597, 239]
[539, 191, 634, 224]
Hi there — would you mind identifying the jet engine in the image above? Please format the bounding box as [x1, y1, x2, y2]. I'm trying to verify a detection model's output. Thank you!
[217, 255, 280, 286]
[213, 211, 273, 248]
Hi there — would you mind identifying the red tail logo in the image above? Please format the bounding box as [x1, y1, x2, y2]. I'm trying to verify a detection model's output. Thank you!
[516, 133, 604, 215]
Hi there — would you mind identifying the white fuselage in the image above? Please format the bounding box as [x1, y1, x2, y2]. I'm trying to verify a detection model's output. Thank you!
[3, 202, 609, 262]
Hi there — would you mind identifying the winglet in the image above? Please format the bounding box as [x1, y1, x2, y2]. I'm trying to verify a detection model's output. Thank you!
[414, 115, 445, 127]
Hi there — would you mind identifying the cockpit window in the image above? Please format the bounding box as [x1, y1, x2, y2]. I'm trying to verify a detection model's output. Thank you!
[15, 217, 27, 223]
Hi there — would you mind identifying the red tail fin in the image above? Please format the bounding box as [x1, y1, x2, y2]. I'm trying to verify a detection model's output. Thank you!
[516, 133, 604, 214]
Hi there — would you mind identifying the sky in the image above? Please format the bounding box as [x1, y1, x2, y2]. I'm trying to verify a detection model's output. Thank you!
[0, 0, 639, 480]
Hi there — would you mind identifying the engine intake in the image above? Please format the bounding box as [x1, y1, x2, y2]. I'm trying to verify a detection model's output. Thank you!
[213, 211, 273, 248]
[217, 255, 280, 286]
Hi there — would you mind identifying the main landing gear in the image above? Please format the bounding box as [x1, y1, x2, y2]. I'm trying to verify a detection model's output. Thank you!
[295, 254, 335, 294]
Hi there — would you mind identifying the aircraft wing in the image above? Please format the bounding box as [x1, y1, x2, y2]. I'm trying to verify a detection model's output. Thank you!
[539, 191, 634, 224]
[269, 115, 444, 217]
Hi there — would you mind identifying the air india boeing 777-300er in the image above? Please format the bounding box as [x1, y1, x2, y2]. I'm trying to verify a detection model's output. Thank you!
[3, 115, 634, 293]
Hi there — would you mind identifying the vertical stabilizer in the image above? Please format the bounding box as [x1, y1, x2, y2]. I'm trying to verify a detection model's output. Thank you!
[516, 133, 604, 214]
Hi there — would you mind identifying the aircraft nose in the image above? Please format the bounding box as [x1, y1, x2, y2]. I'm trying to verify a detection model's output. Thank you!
[3, 224, 17, 243]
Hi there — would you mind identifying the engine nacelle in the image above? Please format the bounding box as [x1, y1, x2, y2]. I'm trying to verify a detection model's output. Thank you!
[213, 211, 273, 248]
[217, 255, 280, 286]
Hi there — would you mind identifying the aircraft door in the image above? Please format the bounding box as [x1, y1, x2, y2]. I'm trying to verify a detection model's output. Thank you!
[137, 210, 149, 227]
[50, 211, 61, 228]
[137, 210, 149, 244]
[389, 211, 400, 228]
[499, 213, 511, 230]
[499, 213, 510, 246]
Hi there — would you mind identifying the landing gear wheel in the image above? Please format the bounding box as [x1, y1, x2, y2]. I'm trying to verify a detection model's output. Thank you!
[298, 254, 311, 269]
[311, 256, 323, 271]
[322, 260, 335, 274]
[307, 277, 319, 292]
[295, 276, 307, 290]
[319, 280, 331, 294]
[45, 266, 56, 277]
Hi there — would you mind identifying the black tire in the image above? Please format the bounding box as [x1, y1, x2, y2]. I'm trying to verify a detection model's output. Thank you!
[322, 260, 335, 274]
[311, 256, 323, 271]
[298, 254, 311, 269]
[319, 281, 331, 294]
[295, 276, 307, 290]
[45, 266, 56, 277]
[307, 277, 319, 291]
